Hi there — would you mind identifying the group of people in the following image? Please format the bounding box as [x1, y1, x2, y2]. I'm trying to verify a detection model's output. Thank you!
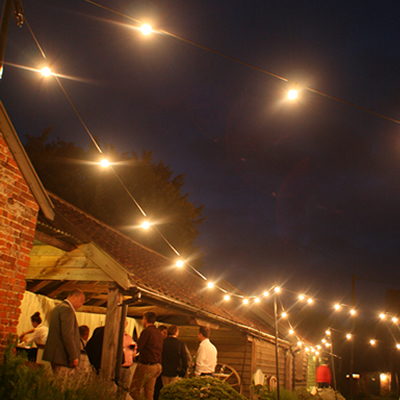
[26, 289, 218, 400]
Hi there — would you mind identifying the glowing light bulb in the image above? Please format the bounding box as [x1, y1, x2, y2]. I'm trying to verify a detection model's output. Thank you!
[322, 339, 326, 343]
[207, 282, 214, 289]
[334, 304, 341, 310]
[299, 294, 305, 300]
[41, 67, 52, 77]
[380, 373, 387, 382]
[311, 348, 316, 353]
[316, 345, 322, 350]
[346, 334, 352, 339]
[224, 294, 230, 301]
[254, 297, 260, 303]
[325, 343, 330, 347]
[100, 159, 110, 168]
[263, 291, 269, 297]
[176, 259, 184, 268]
[379, 313, 386, 319]
[141, 221, 150, 229]
[392, 317, 398, 323]
[281, 312, 287, 318]
[274, 286, 281, 293]
[287, 89, 298, 100]
[350, 309, 356, 315]
[396, 344, 400, 349]
[307, 298, 313, 304]
[297, 341, 302, 347]
[140, 24, 152, 35]
[315, 351, 320, 355]
[326, 330, 331, 336]
[370, 339, 376, 345]
[305, 347, 310, 352]
[289, 329, 294, 335]
[243, 298, 249, 305]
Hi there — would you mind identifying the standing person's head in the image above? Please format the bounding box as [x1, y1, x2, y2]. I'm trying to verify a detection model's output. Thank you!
[30, 312, 42, 328]
[67, 289, 85, 310]
[158, 324, 168, 338]
[167, 325, 179, 338]
[143, 312, 156, 328]
[79, 325, 90, 341]
[198, 326, 210, 342]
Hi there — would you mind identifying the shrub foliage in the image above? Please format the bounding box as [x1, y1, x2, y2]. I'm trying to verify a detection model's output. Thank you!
[159, 377, 248, 400]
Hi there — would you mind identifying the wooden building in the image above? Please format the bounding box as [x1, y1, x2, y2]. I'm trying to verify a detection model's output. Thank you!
[0, 103, 312, 399]
[27, 192, 310, 398]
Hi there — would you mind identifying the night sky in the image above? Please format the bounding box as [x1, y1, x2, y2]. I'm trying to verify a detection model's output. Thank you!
[2, 0, 400, 319]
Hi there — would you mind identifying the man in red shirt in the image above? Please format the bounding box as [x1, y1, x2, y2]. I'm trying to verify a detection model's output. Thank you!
[316, 359, 331, 388]
[129, 312, 164, 400]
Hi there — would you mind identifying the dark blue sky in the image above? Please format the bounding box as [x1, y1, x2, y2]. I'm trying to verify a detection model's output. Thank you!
[2, 0, 400, 314]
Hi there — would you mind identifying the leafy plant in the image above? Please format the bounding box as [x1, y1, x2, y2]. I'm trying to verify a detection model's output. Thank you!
[0, 335, 125, 400]
[254, 387, 299, 400]
[159, 376, 248, 400]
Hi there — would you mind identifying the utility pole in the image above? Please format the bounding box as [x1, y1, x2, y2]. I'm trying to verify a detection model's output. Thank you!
[0, 0, 24, 78]
[274, 293, 281, 400]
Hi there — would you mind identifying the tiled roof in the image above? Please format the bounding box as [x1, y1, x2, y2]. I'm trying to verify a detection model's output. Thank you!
[42, 192, 283, 340]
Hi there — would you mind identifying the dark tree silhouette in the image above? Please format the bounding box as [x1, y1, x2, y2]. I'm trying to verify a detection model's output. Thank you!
[25, 128, 205, 265]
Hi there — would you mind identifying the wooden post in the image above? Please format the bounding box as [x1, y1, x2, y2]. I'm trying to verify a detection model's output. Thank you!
[100, 283, 123, 380]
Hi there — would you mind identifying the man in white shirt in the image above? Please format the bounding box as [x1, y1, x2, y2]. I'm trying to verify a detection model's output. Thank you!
[195, 326, 217, 376]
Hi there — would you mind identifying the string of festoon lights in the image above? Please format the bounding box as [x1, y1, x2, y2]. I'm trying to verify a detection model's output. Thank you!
[9, 2, 400, 351]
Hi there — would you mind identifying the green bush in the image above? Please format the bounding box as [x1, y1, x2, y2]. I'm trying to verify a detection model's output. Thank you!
[159, 377, 248, 400]
[254, 387, 299, 400]
[0, 335, 125, 400]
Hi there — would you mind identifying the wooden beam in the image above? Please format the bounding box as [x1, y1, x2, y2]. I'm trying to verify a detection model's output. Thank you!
[27, 266, 112, 282]
[49, 282, 109, 293]
[100, 283, 123, 380]
[28, 280, 53, 292]
[34, 231, 75, 252]
[79, 243, 130, 290]
[79, 305, 107, 314]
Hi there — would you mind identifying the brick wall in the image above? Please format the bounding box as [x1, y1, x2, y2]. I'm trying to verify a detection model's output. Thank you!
[0, 132, 39, 357]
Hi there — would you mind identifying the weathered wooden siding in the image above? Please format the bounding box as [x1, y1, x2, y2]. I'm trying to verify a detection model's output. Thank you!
[179, 326, 253, 398]
[253, 337, 291, 389]
[294, 348, 308, 390]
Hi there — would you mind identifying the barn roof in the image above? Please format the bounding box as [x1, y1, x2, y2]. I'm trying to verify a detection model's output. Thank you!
[30, 192, 294, 344]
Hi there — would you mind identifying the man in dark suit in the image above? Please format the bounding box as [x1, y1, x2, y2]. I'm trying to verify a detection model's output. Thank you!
[43, 289, 85, 375]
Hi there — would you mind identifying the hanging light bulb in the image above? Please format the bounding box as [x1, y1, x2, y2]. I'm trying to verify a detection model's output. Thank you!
[176, 259, 184, 268]
[396, 344, 400, 350]
[141, 221, 151, 229]
[392, 317, 398, 323]
[346, 333, 352, 339]
[207, 282, 214, 289]
[289, 329, 294, 335]
[281, 312, 287, 318]
[350, 309, 356, 316]
[224, 294, 230, 301]
[274, 286, 281, 293]
[263, 291, 269, 297]
[41, 66, 52, 77]
[299, 294, 305, 301]
[307, 298, 313, 304]
[100, 159, 110, 168]
[243, 298, 249, 305]
[370, 339, 376, 346]
[326, 330, 331, 336]
[334, 304, 341, 310]
[254, 297, 260, 303]
[287, 89, 298, 100]
[140, 24, 153, 35]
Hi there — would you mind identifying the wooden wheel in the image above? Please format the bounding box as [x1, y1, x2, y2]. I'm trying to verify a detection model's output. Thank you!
[213, 363, 242, 393]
